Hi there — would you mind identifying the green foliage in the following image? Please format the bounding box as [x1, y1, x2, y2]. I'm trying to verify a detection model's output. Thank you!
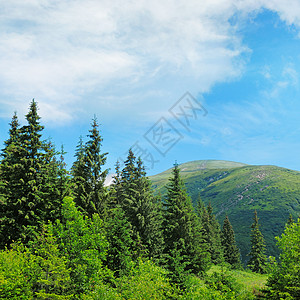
[221, 216, 241, 268]
[150, 161, 300, 263]
[163, 163, 210, 284]
[50, 197, 113, 295]
[0, 101, 69, 248]
[182, 267, 259, 300]
[247, 211, 267, 274]
[28, 227, 73, 299]
[115, 150, 164, 260]
[104, 206, 134, 277]
[0, 244, 34, 299]
[265, 218, 300, 299]
[116, 259, 178, 300]
[71, 117, 108, 217]
[0, 231, 73, 300]
[198, 202, 223, 265]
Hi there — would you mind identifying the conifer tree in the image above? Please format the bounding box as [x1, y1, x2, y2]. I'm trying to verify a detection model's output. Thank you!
[197, 202, 222, 265]
[108, 160, 122, 207]
[104, 206, 134, 277]
[71, 117, 108, 217]
[221, 215, 241, 268]
[195, 193, 205, 221]
[207, 202, 223, 264]
[248, 210, 267, 273]
[163, 163, 210, 279]
[0, 112, 23, 247]
[117, 150, 164, 260]
[0, 100, 66, 247]
[29, 226, 73, 298]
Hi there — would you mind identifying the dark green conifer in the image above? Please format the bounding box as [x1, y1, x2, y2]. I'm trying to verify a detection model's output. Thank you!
[207, 202, 223, 264]
[163, 163, 210, 280]
[248, 210, 267, 273]
[117, 150, 164, 260]
[104, 206, 134, 277]
[0, 100, 66, 247]
[221, 215, 241, 268]
[71, 117, 108, 217]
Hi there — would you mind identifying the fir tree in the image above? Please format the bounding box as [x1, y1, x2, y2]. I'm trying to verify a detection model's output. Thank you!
[221, 215, 241, 268]
[29, 226, 73, 298]
[207, 202, 223, 264]
[117, 150, 164, 260]
[71, 117, 108, 217]
[104, 206, 134, 277]
[197, 201, 222, 265]
[109, 160, 122, 208]
[248, 210, 267, 273]
[0, 100, 67, 247]
[163, 163, 210, 279]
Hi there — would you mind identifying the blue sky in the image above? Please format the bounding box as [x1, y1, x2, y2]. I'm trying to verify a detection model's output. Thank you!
[1, 1, 300, 175]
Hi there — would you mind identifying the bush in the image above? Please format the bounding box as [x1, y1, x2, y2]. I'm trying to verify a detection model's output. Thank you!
[264, 218, 300, 299]
[0, 244, 33, 299]
[116, 259, 179, 299]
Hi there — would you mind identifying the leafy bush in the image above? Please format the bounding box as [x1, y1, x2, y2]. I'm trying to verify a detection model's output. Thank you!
[49, 197, 113, 295]
[116, 259, 178, 299]
[0, 244, 33, 299]
[264, 218, 300, 299]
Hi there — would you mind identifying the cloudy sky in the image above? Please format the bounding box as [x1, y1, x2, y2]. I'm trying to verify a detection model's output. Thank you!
[1, 0, 300, 175]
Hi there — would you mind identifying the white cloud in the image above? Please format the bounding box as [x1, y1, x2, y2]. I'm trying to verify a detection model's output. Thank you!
[0, 0, 300, 124]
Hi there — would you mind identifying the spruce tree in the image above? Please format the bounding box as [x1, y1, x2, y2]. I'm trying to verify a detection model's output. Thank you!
[163, 163, 210, 280]
[0, 100, 66, 247]
[104, 206, 134, 277]
[221, 215, 241, 268]
[197, 202, 223, 265]
[117, 150, 164, 260]
[108, 160, 122, 208]
[248, 210, 267, 273]
[207, 202, 223, 264]
[0, 112, 23, 247]
[71, 117, 108, 217]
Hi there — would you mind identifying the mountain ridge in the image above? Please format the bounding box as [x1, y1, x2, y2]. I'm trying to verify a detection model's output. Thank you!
[149, 160, 300, 263]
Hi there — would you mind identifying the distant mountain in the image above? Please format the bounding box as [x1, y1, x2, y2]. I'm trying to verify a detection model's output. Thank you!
[150, 160, 300, 263]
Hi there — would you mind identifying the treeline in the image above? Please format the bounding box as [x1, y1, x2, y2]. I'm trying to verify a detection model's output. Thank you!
[0, 100, 299, 299]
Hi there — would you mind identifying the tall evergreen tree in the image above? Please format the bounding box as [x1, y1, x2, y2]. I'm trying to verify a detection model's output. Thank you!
[207, 202, 223, 264]
[104, 206, 134, 277]
[248, 210, 267, 273]
[221, 215, 241, 268]
[0, 112, 23, 247]
[197, 201, 223, 265]
[117, 150, 164, 260]
[0, 100, 66, 248]
[108, 160, 122, 208]
[163, 163, 210, 280]
[71, 117, 108, 217]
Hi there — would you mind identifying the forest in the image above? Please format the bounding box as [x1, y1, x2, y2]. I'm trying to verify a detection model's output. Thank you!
[0, 100, 299, 299]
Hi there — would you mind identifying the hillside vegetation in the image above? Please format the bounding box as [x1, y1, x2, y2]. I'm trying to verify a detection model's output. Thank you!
[150, 160, 300, 262]
[1, 102, 300, 299]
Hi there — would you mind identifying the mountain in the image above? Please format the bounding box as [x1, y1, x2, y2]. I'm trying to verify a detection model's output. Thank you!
[150, 160, 300, 263]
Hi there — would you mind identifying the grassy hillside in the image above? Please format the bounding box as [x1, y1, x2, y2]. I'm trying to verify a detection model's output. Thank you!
[150, 160, 300, 263]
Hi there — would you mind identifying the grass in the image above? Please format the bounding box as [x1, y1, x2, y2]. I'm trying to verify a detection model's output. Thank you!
[207, 265, 268, 297]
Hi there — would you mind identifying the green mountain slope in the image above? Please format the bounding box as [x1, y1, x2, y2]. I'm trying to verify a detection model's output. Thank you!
[150, 160, 300, 263]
